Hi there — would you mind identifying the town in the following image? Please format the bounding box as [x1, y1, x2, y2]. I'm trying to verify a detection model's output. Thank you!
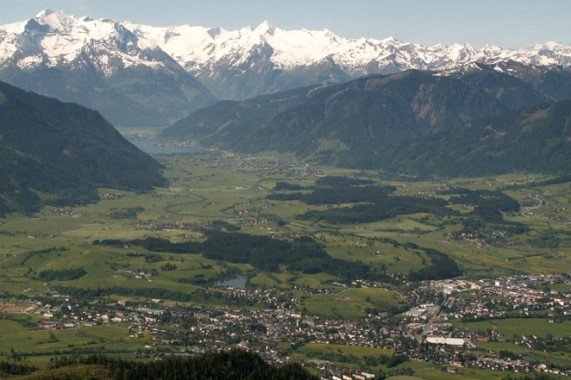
[2, 273, 569, 379]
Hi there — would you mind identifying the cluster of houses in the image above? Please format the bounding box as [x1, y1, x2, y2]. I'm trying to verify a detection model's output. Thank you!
[2, 272, 568, 379]
[429, 275, 571, 320]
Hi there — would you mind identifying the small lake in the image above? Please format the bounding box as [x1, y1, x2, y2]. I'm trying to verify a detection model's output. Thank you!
[214, 278, 247, 289]
[130, 140, 206, 155]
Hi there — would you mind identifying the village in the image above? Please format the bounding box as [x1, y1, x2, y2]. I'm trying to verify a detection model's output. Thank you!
[2, 273, 569, 379]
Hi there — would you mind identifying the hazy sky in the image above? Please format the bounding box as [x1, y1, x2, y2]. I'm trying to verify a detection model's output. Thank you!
[1, 0, 569, 48]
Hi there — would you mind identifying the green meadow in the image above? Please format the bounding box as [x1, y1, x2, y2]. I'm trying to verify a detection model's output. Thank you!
[301, 287, 408, 319]
[455, 318, 571, 339]
[0, 318, 151, 364]
[1, 153, 569, 301]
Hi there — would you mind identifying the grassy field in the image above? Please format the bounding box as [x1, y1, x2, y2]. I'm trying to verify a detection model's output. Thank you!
[296, 342, 393, 358]
[1, 154, 568, 280]
[388, 363, 569, 380]
[291, 345, 534, 380]
[301, 287, 407, 319]
[291, 343, 394, 374]
[404, 367, 508, 380]
[0, 153, 568, 302]
[454, 318, 571, 338]
[0, 318, 150, 363]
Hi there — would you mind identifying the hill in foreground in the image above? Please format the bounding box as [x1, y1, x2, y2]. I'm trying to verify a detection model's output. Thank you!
[0, 81, 167, 216]
[0, 350, 318, 380]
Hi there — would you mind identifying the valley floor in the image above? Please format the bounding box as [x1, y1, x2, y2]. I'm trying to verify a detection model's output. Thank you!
[0, 152, 569, 379]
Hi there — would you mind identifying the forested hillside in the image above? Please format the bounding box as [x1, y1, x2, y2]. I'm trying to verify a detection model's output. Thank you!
[159, 67, 571, 176]
[0, 81, 167, 216]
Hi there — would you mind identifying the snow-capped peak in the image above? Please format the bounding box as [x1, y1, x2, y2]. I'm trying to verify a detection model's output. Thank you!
[35, 8, 54, 18]
[0, 10, 185, 75]
[126, 19, 568, 77]
[34, 8, 78, 32]
[253, 20, 275, 36]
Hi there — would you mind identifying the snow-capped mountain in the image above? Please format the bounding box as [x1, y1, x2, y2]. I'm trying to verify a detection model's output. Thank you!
[128, 20, 571, 75]
[1, 9, 165, 73]
[127, 19, 571, 99]
[0, 10, 216, 126]
[0, 9, 569, 124]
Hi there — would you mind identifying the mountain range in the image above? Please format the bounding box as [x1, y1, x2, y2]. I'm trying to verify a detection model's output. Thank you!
[0, 10, 569, 177]
[159, 65, 571, 177]
[0, 10, 570, 126]
[128, 20, 571, 100]
[0, 80, 166, 216]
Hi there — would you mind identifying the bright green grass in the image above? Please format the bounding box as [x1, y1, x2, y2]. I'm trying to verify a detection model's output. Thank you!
[293, 272, 337, 288]
[408, 367, 506, 380]
[301, 287, 406, 319]
[0, 153, 568, 375]
[249, 272, 295, 289]
[472, 340, 571, 362]
[0, 155, 569, 328]
[454, 318, 571, 338]
[317, 232, 426, 273]
[0, 324, 150, 359]
[297, 342, 393, 359]
[338, 287, 407, 308]
[276, 341, 292, 351]
[549, 283, 571, 292]
[292, 342, 395, 374]
[363, 215, 439, 232]
[0, 319, 29, 335]
[302, 293, 368, 319]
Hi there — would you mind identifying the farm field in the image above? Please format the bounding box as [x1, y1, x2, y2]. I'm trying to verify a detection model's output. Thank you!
[1, 154, 568, 286]
[454, 318, 571, 339]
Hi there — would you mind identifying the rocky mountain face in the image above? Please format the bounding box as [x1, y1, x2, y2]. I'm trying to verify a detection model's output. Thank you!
[0, 80, 167, 216]
[0, 10, 216, 126]
[159, 66, 571, 176]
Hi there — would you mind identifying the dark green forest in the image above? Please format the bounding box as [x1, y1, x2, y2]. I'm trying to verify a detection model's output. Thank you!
[0, 81, 166, 217]
[268, 177, 456, 224]
[95, 232, 373, 280]
[37, 268, 87, 282]
[0, 350, 317, 380]
[409, 249, 462, 281]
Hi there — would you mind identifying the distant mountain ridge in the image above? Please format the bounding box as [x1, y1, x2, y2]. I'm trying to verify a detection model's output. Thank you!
[159, 66, 571, 176]
[0, 10, 570, 125]
[0, 80, 166, 216]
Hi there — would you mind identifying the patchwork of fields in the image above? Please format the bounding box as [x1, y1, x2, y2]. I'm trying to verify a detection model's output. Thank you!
[0, 152, 569, 378]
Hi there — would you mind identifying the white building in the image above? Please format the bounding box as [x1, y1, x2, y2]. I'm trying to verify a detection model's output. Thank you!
[426, 336, 465, 346]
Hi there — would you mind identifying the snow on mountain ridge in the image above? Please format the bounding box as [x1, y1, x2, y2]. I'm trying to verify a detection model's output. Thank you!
[0, 9, 182, 75]
[126, 19, 571, 75]
[0, 10, 570, 86]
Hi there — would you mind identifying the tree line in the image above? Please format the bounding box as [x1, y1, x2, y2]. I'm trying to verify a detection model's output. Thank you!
[95, 233, 374, 280]
[0, 350, 317, 379]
